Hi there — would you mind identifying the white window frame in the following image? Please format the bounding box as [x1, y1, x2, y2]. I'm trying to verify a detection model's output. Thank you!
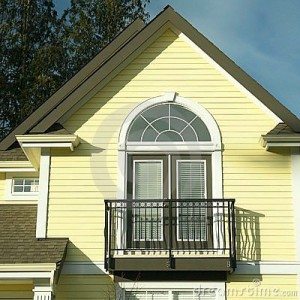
[176, 159, 207, 242]
[5, 172, 39, 201]
[117, 281, 226, 300]
[11, 177, 39, 195]
[132, 159, 164, 242]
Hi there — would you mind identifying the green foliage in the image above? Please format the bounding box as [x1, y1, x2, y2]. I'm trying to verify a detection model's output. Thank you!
[0, 0, 149, 141]
[63, 0, 150, 72]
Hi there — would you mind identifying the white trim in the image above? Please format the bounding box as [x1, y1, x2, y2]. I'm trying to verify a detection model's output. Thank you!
[126, 142, 220, 152]
[0, 161, 32, 168]
[132, 159, 164, 242]
[117, 150, 127, 199]
[36, 148, 50, 238]
[179, 33, 282, 123]
[263, 142, 300, 150]
[118, 281, 225, 300]
[5, 172, 39, 201]
[176, 159, 207, 241]
[33, 286, 53, 300]
[236, 261, 300, 275]
[0, 168, 36, 172]
[11, 177, 39, 196]
[132, 159, 164, 200]
[16, 134, 79, 145]
[291, 148, 300, 289]
[21, 142, 75, 150]
[0, 264, 56, 272]
[118, 93, 222, 151]
[0, 272, 53, 279]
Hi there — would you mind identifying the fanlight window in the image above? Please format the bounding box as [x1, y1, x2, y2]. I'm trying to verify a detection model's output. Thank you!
[127, 103, 211, 142]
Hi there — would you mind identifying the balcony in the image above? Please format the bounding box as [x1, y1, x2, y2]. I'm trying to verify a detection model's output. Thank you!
[104, 199, 236, 273]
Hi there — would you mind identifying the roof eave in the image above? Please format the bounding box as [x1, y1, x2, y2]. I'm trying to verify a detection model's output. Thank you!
[261, 134, 300, 149]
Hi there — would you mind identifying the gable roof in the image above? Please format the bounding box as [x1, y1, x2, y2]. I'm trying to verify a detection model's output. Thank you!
[0, 205, 68, 265]
[1, 5, 300, 151]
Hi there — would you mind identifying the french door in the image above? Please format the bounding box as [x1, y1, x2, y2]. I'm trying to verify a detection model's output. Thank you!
[127, 154, 212, 250]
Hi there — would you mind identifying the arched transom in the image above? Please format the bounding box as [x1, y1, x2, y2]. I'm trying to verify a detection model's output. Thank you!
[127, 103, 211, 142]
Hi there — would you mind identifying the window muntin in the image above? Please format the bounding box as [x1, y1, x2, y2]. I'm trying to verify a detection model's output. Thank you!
[125, 289, 217, 300]
[12, 178, 39, 194]
[128, 103, 211, 142]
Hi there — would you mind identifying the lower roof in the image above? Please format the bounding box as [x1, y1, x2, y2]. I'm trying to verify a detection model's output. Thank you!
[0, 205, 68, 265]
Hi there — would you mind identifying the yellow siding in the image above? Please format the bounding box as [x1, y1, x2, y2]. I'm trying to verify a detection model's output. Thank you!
[0, 283, 33, 299]
[47, 28, 295, 264]
[228, 275, 299, 299]
[56, 275, 115, 300]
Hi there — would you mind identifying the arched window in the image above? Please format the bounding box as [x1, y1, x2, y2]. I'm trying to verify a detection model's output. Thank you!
[127, 103, 211, 142]
[118, 94, 222, 200]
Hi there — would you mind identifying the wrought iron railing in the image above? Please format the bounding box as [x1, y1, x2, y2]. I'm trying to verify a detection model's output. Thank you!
[104, 199, 236, 270]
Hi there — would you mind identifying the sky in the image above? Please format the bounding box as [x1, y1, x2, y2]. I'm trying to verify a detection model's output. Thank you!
[53, 0, 300, 117]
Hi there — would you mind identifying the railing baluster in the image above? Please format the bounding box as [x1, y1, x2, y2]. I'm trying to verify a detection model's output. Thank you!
[168, 199, 173, 268]
[104, 199, 236, 271]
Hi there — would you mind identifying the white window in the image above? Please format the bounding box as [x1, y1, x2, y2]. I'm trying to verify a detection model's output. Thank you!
[5, 173, 39, 201]
[12, 178, 39, 194]
[119, 282, 225, 300]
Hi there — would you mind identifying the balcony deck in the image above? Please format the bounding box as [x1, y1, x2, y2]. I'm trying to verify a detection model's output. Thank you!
[104, 199, 236, 273]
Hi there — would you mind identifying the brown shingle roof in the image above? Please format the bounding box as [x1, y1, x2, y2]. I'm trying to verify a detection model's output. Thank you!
[0, 148, 27, 161]
[267, 123, 300, 136]
[0, 124, 71, 162]
[0, 205, 68, 264]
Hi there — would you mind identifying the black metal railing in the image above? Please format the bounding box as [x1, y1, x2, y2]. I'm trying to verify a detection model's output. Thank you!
[104, 199, 236, 270]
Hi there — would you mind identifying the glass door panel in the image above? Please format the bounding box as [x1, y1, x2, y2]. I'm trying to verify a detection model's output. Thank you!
[127, 155, 168, 250]
[172, 155, 213, 250]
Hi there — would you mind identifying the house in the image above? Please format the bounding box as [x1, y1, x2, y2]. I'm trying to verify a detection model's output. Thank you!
[0, 5, 299, 300]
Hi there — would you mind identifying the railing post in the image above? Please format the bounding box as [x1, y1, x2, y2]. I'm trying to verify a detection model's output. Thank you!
[168, 199, 174, 269]
[231, 200, 237, 269]
[227, 200, 232, 269]
[104, 201, 109, 271]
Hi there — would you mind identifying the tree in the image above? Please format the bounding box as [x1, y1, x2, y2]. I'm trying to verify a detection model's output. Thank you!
[0, 0, 67, 139]
[62, 0, 150, 74]
[0, 0, 150, 141]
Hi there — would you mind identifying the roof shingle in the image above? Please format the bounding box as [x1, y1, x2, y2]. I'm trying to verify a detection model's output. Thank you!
[0, 148, 27, 161]
[0, 205, 68, 264]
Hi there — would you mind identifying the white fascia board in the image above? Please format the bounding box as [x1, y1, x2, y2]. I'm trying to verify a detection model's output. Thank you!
[16, 134, 80, 152]
[16, 134, 79, 145]
[260, 135, 300, 149]
[0, 161, 35, 172]
[22, 142, 75, 151]
[16, 134, 80, 169]
[0, 272, 52, 279]
[0, 168, 36, 172]
[0, 264, 56, 272]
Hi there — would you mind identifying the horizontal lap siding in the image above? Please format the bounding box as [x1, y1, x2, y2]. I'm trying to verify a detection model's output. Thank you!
[56, 275, 115, 300]
[47, 29, 295, 263]
[227, 275, 299, 299]
[0, 284, 33, 299]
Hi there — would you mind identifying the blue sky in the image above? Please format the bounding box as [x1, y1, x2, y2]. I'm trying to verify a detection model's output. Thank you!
[53, 0, 300, 117]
